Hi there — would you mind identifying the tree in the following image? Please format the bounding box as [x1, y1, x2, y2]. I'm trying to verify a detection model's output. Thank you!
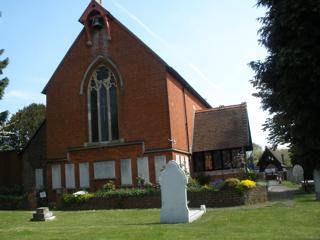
[0, 49, 9, 126]
[250, 0, 320, 199]
[252, 143, 263, 164]
[4, 103, 46, 150]
[0, 48, 10, 148]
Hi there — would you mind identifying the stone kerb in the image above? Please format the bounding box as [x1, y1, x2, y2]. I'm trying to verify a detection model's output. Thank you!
[159, 160, 205, 224]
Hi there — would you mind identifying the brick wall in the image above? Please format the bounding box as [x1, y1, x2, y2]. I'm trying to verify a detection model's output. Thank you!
[22, 122, 47, 191]
[166, 73, 208, 153]
[61, 186, 267, 210]
[0, 151, 22, 187]
[45, 18, 171, 162]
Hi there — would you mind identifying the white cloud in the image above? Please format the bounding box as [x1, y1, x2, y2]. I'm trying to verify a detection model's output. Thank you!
[6, 90, 32, 100]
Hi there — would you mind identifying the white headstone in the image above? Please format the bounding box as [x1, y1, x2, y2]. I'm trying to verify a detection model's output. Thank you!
[292, 164, 304, 183]
[121, 159, 132, 185]
[137, 157, 149, 183]
[159, 160, 205, 224]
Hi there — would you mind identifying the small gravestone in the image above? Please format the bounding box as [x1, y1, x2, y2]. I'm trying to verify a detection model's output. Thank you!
[292, 164, 304, 183]
[314, 169, 320, 201]
[159, 160, 205, 224]
[31, 207, 55, 221]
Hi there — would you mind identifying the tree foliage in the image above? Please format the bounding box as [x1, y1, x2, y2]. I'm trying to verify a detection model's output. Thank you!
[252, 143, 263, 164]
[0, 49, 9, 125]
[3, 103, 46, 150]
[250, 0, 320, 170]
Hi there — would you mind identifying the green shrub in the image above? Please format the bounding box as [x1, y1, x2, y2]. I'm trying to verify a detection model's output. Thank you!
[95, 188, 159, 199]
[223, 178, 241, 189]
[101, 180, 116, 192]
[187, 177, 201, 192]
[0, 185, 24, 196]
[62, 193, 94, 206]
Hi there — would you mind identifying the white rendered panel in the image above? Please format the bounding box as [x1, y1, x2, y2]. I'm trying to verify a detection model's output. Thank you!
[121, 159, 132, 185]
[155, 155, 166, 183]
[51, 165, 61, 190]
[65, 164, 75, 189]
[185, 155, 190, 173]
[35, 168, 43, 190]
[79, 162, 90, 188]
[94, 161, 115, 179]
[137, 157, 149, 183]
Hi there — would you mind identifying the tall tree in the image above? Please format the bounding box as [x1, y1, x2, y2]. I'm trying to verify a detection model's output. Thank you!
[4, 103, 46, 150]
[0, 48, 10, 148]
[250, 0, 320, 199]
[0, 49, 9, 126]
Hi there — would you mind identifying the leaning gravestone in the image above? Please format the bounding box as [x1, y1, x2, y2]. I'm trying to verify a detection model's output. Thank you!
[159, 160, 205, 224]
[292, 164, 304, 183]
[31, 207, 55, 221]
[314, 169, 320, 201]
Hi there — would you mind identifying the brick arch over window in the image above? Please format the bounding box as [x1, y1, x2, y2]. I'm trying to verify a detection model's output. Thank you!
[87, 65, 119, 143]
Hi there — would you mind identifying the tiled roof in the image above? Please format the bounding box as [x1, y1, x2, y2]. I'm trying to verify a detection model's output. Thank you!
[192, 103, 252, 152]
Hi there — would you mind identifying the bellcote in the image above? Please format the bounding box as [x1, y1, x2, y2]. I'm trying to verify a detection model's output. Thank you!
[79, 0, 111, 46]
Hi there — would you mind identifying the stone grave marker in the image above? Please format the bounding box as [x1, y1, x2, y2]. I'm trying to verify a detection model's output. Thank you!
[159, 160, 205, 224]
[314, 169, 320, 200]
[292, 164, 304, 183]
[31, 207, 55, 221]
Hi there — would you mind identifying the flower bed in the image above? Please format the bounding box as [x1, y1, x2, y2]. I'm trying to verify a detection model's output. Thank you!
[60, 178, 267, 210]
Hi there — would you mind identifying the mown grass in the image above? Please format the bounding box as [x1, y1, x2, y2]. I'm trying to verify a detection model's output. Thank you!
[0, 193, 319, 240]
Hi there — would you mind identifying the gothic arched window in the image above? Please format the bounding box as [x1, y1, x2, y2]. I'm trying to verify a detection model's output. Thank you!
[88, 66, 119, 142]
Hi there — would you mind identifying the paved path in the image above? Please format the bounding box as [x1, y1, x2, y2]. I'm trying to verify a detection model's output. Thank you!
[267, 181, 300, 201]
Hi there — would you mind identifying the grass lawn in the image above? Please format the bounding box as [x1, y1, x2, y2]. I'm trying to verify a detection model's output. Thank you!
[0, 193, 319, 240]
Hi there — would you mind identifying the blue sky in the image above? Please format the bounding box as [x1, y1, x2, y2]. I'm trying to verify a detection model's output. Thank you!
[0, 0, 269, 147]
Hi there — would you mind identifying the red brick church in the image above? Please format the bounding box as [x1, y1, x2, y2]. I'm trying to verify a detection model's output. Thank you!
[1, 1, 252, 201]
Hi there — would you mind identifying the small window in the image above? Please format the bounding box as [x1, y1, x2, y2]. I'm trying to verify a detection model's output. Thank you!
[204, 152, 213, 170]
[213, 151, 223, 170]
[222, 150, 232, 169]
[94, 161, 115, 179]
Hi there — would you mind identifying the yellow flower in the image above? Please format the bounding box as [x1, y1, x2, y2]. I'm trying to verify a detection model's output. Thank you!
[240, 179, 256, 189]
